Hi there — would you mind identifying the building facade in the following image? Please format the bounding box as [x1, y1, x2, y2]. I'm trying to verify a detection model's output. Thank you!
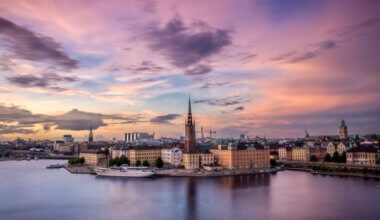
[210, 143, 270, 170]
[110, 147, 130, 159]
[181, 153, 214, 169]
[79, 150, 107, 166]
[161, 147, 182, 167]
[125, 132, 154, 142]
[129, 147, 162, 166]
[337, 142, 347, 155]
[326, 142, 336, 156]
[291, 147, 310, 161]
[346, 147, 377, 166]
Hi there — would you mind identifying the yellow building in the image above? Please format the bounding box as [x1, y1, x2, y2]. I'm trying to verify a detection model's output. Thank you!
[278, 147, 287, 160]
[129, 147, 162, 166]
[79, 150, 107, 166]
[210, 143, 270, 170]
[336, 142, 346, 155]
[326, 142, 336, 156]
[181, 153, 214, 169]
[291, 147, 310, 161]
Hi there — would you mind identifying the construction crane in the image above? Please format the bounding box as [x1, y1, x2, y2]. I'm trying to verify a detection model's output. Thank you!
[196, 126, 205, 139]
[207, 129, 216, 139]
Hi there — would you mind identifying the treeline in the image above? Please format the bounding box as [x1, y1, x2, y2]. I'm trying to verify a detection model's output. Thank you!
[324, 152, 346, 163]
[109, 156, 164, 168]
[69, 157, 85, 165]
[109, 155, 129, 167]
[311, 165, 380, 175]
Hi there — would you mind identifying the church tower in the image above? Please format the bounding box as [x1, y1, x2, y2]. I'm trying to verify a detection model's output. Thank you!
[339, 120, 348, 139]
[89, 122, 94, 142]
[185, 97, 196, 153]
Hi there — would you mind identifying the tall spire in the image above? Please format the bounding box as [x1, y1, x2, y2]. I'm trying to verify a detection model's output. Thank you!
[188, 96, 192, 114]
[89, 121, 93, 142]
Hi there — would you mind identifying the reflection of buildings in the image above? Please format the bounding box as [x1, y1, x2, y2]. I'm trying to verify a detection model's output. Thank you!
[182, 97, 215, 169]
[185, 178, 197, 220]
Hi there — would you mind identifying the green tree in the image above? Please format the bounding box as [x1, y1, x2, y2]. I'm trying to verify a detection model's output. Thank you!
[270, 159, 277, 168]
[324, 154, 331, 162]
[79, 157, 85, 164]
[340, 152, 346, 163]
[119, 155, 129, 165]
[155, 157, 164, 168]
[332, 152, 340, 163]
[310, 155, 318, 162]
[142, 160, 150, 167]
[136, 160, 141, 166]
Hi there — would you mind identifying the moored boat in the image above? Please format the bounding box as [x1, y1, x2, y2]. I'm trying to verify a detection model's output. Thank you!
[46, 164, 62, 169]
[95, 165, 155, 178]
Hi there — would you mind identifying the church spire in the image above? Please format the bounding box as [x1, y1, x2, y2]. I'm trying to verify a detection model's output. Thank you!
[188, 96, 192, 114]
[89, 121, 93, 142]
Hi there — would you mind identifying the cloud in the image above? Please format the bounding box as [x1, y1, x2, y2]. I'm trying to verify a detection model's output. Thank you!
[234, 106, 244, 111]
[0, 104, 144, 132]
[333, 17, 380, 37]
[150, 114, 181, 124]
[193, 96, 250, 106]
[200, 81, 229, 89]
[6, 73, 77, 91]
[271, 40, 337, 63]
[0, 17, 79, 70]
[146, 18, 232, 67]
[184, 64, 212, 76]
[0, 123, 35, 134]
[126, 60, 165, 74]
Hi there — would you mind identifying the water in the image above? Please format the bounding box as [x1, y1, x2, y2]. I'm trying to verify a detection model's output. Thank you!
[0, 160, 379, 220]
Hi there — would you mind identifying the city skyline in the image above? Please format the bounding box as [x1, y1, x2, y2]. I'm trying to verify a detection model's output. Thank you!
[0, 0, 379, 140]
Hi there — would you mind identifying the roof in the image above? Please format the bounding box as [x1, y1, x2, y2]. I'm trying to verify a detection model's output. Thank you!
[347, 147, 377, 153]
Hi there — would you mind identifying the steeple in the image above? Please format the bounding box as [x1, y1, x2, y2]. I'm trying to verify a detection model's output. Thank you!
[188, 96, 192, 114]
[89, 122, 93, 142]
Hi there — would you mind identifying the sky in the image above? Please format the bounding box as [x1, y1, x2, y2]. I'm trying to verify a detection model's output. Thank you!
[0, 0, 379, 141]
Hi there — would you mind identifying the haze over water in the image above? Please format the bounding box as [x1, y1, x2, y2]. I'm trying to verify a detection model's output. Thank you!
[0, 160, 379, 220]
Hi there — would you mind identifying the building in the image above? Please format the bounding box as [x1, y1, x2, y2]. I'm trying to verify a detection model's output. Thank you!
[62, 135, 74, 144]
[125, 132, 154, 142]
[292, 147, 310, 161]
[181, 153, 214, 169]
[210, 142, 270, 170]
[326, 142, 336, 156]
[184, 97, 196, 153]
[336, 142, 347, 155]
[309, 147, 327, 161]
[129, 147, 162, 166]
[161, 147, 182, 167]
[79, 150, 107, 166]
[110, 147, 129, 159]
[339, 120, 348, 139]
[278, 147, 292, 160]
[346, 147, 377, 166]
[89, 124, 94, 142]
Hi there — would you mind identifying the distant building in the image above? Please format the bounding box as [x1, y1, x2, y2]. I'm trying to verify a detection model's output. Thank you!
[181, 153, 214, 169]
[309, 147, 326, 161]
[125, 132, 154, 142]
[62, 135, 74, 144]
[240, 134, 245, 140]
[326, 142, 336, 156]
[339, 120, 348, 139]
[336, 142, 347, 155]
[346, 147, 377, 166]
[210, 142, 270, 170]
[110, 147, 129, 159]
[278, 147, 292, 160]
[129, 147, 162, 166]
[89, 124, 94, 143]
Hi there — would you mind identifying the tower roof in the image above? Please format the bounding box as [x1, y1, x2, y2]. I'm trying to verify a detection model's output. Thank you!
[188, 96, 192, 114]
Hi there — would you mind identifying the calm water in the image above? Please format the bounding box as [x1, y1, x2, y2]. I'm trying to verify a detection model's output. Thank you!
[0, 160, 379, 220]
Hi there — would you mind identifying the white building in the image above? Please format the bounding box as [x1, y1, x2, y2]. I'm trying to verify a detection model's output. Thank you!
[62, 135, 74, 144]
[125, 132, 154, 142]
[161, 147, 182, 167]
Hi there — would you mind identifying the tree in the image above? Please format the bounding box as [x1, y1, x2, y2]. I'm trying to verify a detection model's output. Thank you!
[142, 160, 150, 167]
[340, 152, 346, 163]
[270, 159, 277, 168]
[332, 152, 340, 163]
[310, 155, 318, 162]
[119, 155, 130, 165]
[79, 157, 85, 164]
[155, 157, 164, 168]
[324, 153, 331, 162]
[136, 160, 141, 166]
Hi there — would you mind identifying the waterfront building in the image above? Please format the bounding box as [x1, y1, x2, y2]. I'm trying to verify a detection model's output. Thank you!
[129, 147, 162, 166]
[210, 142, 270, 170]
[291, 147, 310, 161]
[79, 150, 107, 166]
[161, 147, 182, 167]
[326, 142, 336, 156]
[278, 147, 292, 160]
[339, 120, 348, 139]
[309, 147, 326, 161]
[181, 153, 214, 169]
[110, 147, 129, 159]
[346, 147, 377, 166]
